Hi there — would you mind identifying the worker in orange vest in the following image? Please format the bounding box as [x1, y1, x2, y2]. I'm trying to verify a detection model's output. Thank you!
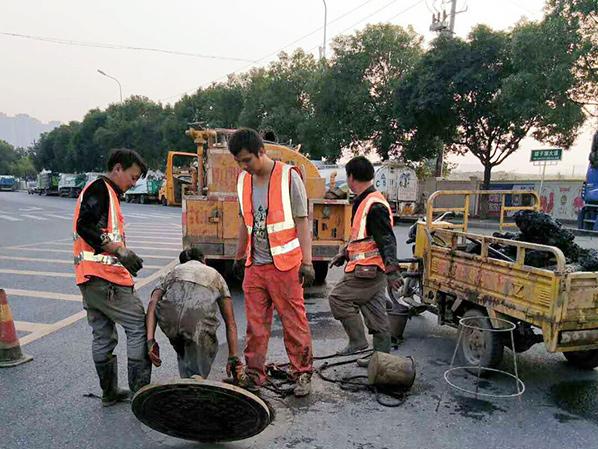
[328, 156, 402, 360]
[73, 148, 151, 406]
[230, 128, 315, 397]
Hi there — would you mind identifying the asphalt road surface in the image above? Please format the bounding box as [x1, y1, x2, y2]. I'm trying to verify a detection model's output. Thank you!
[2, 191, 598, 449]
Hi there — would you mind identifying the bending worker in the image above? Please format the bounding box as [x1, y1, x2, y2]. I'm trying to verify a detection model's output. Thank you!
[145, 248, 245, 382]
[329, 156, 402, 358]
[73, 148, 151, 406]
[230, 128, 315, 397]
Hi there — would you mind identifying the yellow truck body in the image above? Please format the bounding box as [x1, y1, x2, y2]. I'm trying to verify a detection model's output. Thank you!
[411, 190, 598, 367]
[181, 128, 352, 282]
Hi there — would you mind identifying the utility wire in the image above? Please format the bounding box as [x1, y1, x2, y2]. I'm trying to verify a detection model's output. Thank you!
[160, 0, 385, 101]
[0, 31, 257, 63]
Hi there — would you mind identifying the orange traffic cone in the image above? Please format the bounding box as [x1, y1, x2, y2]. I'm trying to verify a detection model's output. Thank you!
[0, 289, 33, 367]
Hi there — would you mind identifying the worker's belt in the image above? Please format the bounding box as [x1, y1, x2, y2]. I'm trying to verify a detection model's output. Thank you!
[349, 250, 381, 261]
[73, 232, 124, 243]
[74, 251, 123, 266]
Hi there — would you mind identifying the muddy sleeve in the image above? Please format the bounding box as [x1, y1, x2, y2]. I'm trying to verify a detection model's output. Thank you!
[366, 204, 399, 267]
[76, 180, 109, 253]
[214, 272, 231, 299]
[290, 170, 308, 218]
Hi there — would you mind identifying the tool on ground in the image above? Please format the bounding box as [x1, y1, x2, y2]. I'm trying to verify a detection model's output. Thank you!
[131, 376, 271, 442]
[0, 289, 33, 367]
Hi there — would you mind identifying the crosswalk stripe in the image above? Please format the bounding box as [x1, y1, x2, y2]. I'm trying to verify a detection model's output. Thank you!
[15, 321, 52, 333]
[6, 288, 81, 302]
[43, 214, 72, 220]
[21, 214, 48, 221]
[0, 215, 22, 222]
[41, 242, 180, 251]
[7, 247, 176, 260]
[0, 268, 73, 278]
[0, 254, 163, 269]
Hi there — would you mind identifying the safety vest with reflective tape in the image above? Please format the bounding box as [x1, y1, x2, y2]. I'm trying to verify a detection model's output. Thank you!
[72, 179, 134, 286]
[237, 161, 302, 272]
[345, 190, 393, 273]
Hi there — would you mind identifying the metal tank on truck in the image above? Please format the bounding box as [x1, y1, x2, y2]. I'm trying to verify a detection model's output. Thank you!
[374, 162, 418, 219]
[179, 126, 353, 284]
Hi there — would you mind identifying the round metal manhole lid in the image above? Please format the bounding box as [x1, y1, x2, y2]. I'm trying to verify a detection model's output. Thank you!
[131, 377, 271, 442]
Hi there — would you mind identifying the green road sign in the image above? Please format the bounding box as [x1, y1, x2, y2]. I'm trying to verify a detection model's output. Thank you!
[530, 149, 562, 162]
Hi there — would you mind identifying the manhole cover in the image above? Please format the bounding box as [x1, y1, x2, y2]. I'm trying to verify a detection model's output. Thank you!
[132, 377, 271, 442]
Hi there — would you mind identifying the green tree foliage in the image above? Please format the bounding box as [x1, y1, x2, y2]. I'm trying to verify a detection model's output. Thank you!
[0, 140, 36, 177]
[313, 24, 423, 161]
[0, 140, 18, 173]
[396, 21, 585, 192]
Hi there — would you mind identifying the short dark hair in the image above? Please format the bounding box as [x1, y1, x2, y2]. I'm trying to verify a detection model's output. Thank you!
[228, 128, 264, 157]
[107, 148, 148, 177]
[345, 156, 374, 182]
[179, 248, 205, 264]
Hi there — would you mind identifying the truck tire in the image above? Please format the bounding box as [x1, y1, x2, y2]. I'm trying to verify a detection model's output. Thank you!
[457, 308, 504, 375]
[563, 350, 598, 369]
[161, 196, 167, 206]
[314, 261, 328, 285]
[140, 195, 146, 205]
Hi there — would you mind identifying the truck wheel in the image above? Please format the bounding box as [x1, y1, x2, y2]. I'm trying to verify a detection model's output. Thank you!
[140, 195, 146, 205]
[313, 261, 328, 285]
[563, 350, 598, 369]
[457, 308, 504, 375]
[161, 197, 167, 206]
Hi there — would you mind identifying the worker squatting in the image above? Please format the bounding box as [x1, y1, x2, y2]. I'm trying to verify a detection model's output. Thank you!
[73, 128, 401, 406]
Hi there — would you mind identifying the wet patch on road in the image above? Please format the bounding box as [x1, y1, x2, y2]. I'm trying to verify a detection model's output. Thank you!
[549, 380, 598, 424]
[444, 394, 507, 421]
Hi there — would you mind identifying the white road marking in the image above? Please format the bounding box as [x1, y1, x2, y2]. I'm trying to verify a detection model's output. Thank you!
[18, 259, 178, 346]
[0, 268, 73, 278]
[21, 214, 48, 221]
[0, 254, 163, 269]
[0, 215, 22, 222]
[8, 248, 176, 260]
[43, 214, 72, 220]
[19, 207, 43, 211]
[15, 321, 52, 333]
[6, 288, 81, 302]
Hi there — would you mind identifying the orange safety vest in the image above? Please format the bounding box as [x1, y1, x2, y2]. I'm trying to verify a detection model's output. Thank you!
[72, 179, 134, 286]
[237, 161, 303, 272]
[345, 190, 393, 273]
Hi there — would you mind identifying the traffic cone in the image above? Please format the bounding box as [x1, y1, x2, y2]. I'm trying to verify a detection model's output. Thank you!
[0, 289, 32, 367]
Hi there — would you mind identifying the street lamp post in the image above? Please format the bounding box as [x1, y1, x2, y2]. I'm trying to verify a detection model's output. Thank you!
[321, 0, 327, 59]
[97, 69, 123, 103]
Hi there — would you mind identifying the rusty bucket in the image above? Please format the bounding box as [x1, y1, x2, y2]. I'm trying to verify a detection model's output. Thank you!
[367, 352, 416, 389]
[387, 303, 409, 339]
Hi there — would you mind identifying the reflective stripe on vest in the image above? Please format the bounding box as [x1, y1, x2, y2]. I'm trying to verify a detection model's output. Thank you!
[72, 179, 133, 286]
[345, 191, 393, 273]
[237, 161, 303, 271]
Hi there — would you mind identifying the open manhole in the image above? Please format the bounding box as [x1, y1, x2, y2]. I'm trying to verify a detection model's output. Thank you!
[132, 377, 271, 442]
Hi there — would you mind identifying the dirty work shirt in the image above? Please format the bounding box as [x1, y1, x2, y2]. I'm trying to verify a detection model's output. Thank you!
[252, 169, 307, 265]
[153, 260, 230, 376]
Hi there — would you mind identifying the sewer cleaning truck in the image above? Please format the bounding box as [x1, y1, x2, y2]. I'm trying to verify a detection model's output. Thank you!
[179, 127, 353, 284]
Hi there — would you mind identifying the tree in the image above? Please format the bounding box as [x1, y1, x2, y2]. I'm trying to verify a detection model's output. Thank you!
[395, 22, 586, 203]
[0, 140, 18, 174]
[312, 24, 423, 161]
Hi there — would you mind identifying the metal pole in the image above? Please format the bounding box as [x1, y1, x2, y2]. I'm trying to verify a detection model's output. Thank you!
[448, 0, 457, 34]
[322, 0, 327, 59]
[97, 69, 123, 103]
[539, 161, 547, 194]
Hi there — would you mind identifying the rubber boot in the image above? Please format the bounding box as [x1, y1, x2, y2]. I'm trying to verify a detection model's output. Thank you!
[336, 315, 369, 356]
[356, 333, 391, 367]
[127, 358, 152, 394]
[94, 356, 130, 407]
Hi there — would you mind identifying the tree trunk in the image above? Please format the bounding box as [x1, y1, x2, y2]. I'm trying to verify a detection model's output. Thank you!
[479, 164, 492, 219]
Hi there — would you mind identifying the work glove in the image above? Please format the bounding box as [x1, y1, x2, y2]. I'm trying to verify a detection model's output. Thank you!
[226, 356, 248, 385]
[147, 339, 162, 367]
[299, 263, 316, 287]
[385, 266, 403, 292]
[232, 258, 246, 281]
[115, 247, 143, 276]
[329, 252, 347, 268]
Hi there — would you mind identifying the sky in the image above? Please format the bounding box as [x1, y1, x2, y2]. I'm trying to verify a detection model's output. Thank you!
[0, 0, 595, 174]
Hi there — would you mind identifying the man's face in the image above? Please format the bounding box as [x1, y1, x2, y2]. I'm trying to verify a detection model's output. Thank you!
[234, 148, 264, 175]
[113, 163, 142, 192]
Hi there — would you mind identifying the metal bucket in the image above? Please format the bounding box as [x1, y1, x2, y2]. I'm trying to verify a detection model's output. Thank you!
[367, 352, 416, 389]
[387, 304, 409, 339]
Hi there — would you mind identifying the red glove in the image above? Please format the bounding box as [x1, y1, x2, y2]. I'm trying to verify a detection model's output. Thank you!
[147, 339, 162, 367]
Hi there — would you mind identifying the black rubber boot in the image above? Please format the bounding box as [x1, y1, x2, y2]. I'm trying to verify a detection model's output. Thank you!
[356, 333, 392, 367]
[94, 356, 130, 407]
[127, 358, 152, 394]
[336, 315, 369, 356]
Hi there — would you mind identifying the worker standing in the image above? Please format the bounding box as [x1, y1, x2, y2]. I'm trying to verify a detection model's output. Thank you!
[328, 156, 402, 358]
[229, 128, 315, 397]
[73, 149, 151, 406]
[145, 248, 245, 383]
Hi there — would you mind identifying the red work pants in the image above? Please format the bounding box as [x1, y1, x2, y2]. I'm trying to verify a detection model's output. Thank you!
[242, 263, 313, 384]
